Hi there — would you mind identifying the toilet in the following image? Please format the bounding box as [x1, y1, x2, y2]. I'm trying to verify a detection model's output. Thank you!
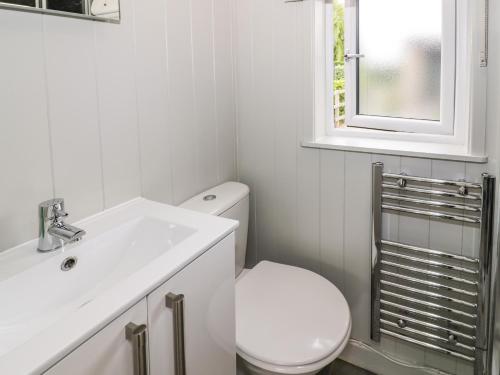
[180, 182, 351, 375]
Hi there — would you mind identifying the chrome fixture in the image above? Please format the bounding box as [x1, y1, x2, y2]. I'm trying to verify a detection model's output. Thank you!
[37, 198, 86, 252]
[344, 50, 365, 62]
[126, 323, 150, 375]
[166, 293, 186, 375]
[371, 163, 495, 375]
[60, 256, 78, 272]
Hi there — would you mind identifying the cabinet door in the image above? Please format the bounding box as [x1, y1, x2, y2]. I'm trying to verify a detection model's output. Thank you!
[45, 299, 148, 375]
[148, 234, 236, 375]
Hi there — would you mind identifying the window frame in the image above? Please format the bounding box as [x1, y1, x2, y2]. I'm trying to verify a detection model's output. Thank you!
[327, 0, 457, 136]
[314, 0, 487, 158]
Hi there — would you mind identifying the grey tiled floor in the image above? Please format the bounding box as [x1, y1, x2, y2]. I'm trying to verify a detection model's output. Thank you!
[319, 359, 376, 375]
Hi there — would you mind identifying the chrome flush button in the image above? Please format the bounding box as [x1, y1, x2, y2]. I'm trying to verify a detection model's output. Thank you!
[203, 195, 217, 201]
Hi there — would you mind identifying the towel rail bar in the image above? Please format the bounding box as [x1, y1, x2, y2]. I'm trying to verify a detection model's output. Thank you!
[382, 183, 482, 200]
[382, 204, 481, 224]
[381, 290, 478, 319]
[381, 240, 479, 264]
[381, 260, 479, 287]
[380, 280, 477, 308]
[380, 299, 477, 330]
[380, 270, 478, 297]
[381, 250, 478, 275]
[382, 173, 483, 189]
[380, 319, 477, 353]
[382, 193, 482, 212]
[380, 309, 476, 341]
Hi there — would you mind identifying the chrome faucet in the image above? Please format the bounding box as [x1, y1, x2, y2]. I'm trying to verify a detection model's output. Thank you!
[37, 198, 86, 252]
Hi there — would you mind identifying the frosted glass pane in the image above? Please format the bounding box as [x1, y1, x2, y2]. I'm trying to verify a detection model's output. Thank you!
[358, 0, 442, 121]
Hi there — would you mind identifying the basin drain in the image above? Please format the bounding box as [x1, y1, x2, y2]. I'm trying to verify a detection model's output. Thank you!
[61, 256, 78, 271]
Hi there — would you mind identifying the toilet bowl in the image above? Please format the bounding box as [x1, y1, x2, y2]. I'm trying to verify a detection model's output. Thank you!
[180, 183, 351, 375]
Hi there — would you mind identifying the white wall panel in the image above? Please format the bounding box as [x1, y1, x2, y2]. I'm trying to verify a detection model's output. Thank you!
[164, 0, 199, 205]
[43, 16, 104, 221]
[270, 0, 299, 266]
[251, 0, 277, 264]
[234, 0, 258, 266]
[319, 150, 345, 290]
[133, 0, 173, 204]
[0, 0, 237, 251]
[296, 148, 321, 272]
[343, 151, 372, 341]
[191, 0, 219, 191]
[94, 0, 141, 208]
[0, 11, 54, 250]
[214, 0, 237, 183]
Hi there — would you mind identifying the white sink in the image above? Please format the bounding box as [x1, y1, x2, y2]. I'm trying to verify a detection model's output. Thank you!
[0, 198, 237, 374]
[0, 216, 196, 357]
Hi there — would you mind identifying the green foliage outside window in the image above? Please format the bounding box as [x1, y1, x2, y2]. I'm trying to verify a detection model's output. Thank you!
[333, 0, 345, 92]
[333, 0, 346, 124]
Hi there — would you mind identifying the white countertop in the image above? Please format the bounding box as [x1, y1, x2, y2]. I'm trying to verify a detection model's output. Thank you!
[0, 198, 238, 375]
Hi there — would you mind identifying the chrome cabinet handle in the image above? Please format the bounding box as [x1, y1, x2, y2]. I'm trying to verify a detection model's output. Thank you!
[166, 293, 186, 375]
[125, 323, 150, 375]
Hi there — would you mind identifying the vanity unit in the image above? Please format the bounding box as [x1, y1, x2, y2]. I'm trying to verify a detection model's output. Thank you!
[0, 198, 237, 375]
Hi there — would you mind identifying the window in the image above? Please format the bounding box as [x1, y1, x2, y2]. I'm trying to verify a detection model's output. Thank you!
[327, 0, 457, 135]
[305, 0, 487, 160]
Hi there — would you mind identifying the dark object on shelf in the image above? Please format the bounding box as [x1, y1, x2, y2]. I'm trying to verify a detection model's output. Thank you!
[2, 0, 36, 6]
[46, 0, 84, 14]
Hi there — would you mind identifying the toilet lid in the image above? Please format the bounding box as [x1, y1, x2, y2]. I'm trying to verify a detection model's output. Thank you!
[236, 261, 351, 367]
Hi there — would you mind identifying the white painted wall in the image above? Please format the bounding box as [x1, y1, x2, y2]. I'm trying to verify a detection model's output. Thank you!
[234, 1, 500, 374]
[0, 0, 236, 251]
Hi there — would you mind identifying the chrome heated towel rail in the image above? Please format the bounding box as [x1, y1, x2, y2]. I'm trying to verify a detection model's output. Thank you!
[371, 163, 495, 375]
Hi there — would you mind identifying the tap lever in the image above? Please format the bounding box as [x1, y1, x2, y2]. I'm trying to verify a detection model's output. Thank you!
[52, 205, 68, 221]
[39, 198, 66, 221]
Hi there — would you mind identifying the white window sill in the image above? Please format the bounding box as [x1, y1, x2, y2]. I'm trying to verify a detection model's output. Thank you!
[302, 136, 488, 163]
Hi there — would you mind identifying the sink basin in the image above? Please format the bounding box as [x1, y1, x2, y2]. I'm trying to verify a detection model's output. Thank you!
[0, 216, 196, 356]
[0, 197, 237, 374]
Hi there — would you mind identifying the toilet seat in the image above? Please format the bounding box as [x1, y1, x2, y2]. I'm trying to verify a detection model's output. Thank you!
[236, 261, 351, 374]
[237, 328, 351, 375]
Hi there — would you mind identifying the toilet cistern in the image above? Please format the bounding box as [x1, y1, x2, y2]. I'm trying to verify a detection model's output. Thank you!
[37, 198, 86, 252]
